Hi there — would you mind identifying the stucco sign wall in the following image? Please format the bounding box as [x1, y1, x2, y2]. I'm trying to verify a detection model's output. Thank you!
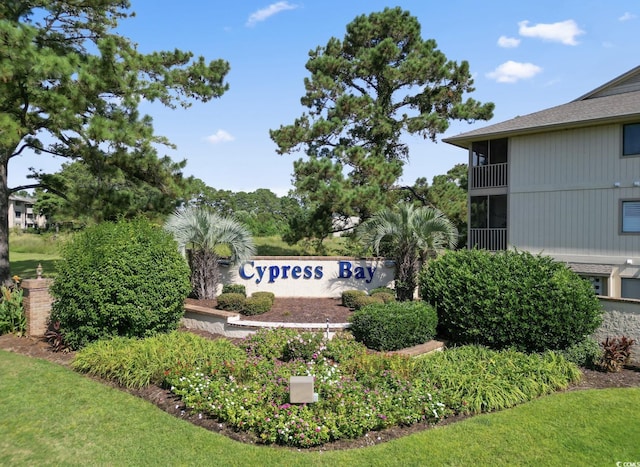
[219, 256, 395, 298]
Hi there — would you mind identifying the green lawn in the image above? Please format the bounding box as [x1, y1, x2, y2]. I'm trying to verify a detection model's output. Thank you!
[1, 350, 638, 466]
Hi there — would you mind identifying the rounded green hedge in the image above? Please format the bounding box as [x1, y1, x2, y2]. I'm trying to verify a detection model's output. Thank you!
[222, 284, 246, 296]
[242, 295, 273, 316]
[216, 292, 246, 311]
[419, 249, 603, 353]
[49, 217, 191, 350]
[349, 301, 438, 351]
[342, 290, 366, 309]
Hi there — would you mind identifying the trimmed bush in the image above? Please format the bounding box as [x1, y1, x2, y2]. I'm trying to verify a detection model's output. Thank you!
[242, 295, 273, 316]
[216, 292, 246, 311]
[49, 217, 191, 350]
[419, 249, 603, 353]
[373, 292, 396, 304]
[349, 301, 438, 351]
[559, 337, 602, 369]
[351, 294, 384, 310]
[342, 290, 366, 309]
[222, 284, 246, 296]
[251, 291, 275, 305]
[369, 287, 394, 296]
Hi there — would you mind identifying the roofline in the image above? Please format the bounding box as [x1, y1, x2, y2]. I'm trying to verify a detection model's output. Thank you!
[573, 64, 640, 101]
[442, 113, 640, 148]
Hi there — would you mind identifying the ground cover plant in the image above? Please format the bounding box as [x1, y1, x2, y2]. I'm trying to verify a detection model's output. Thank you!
[72, 328, 582, 448]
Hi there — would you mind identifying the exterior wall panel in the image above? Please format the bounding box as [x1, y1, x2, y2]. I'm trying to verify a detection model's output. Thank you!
[509, 125, 640, 263]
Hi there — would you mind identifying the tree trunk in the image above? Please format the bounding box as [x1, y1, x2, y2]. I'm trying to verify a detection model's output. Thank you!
[188, 249, 221, 300]
[0, 159, 11, 285]
[395, 252, 418, 301]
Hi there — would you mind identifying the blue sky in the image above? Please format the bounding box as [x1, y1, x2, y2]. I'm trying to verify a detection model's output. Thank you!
[10, 1, 640, 196]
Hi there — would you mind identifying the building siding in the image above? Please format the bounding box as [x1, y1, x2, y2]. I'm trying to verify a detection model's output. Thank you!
[509, 125, 640, 262]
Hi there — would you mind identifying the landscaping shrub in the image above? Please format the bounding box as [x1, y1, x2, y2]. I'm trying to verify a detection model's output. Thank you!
[216, 292, 246, 311]
[371, 291, 395, 303]
[341, 290, 366, 309]
[322, 331, 368, 363]
[419, 249, 603, 353]
[282, 331, 326, 362]
[597, 336, 636, 372]
[72, 331, 246, 388]
[0, 278, 25, 336]
[349, 301, 438, 351]
[242, 294, 273, 316]
[240, 327, 299, 360]
[49, 217, 191, 350]
[74, 327, 585, 449]
[559, 337, 602, 369]
[414, 345, 581, 414]
[222, 284, 246, 296]
[351, 294, 384, 310]
[251, 291, 275, 305]
[369, 287, 394, 296]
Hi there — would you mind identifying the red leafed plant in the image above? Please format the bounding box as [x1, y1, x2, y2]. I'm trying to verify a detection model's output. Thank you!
[44, 321, 71, 353]
[598, 336, 636, 372]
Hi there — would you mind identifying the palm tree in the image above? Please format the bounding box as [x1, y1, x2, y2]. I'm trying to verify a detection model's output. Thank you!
[164, 207, 256, 299]
[358, 203, 458, 301]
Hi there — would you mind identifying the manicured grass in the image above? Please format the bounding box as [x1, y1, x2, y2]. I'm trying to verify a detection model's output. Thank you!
[1, 350, 639, 466]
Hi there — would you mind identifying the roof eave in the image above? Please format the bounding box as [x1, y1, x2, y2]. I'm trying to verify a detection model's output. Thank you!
[443, 113, 640, 149]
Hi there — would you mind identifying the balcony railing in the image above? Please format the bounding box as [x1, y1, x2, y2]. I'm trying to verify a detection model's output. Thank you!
[471, 163, 508, 189]
[469, 228, 507, 251]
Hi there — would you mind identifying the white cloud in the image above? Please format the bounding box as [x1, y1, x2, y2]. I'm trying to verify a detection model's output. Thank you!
[206, 130, 235, 144]
[486, 61, 543, 83]
[518, 19, 585, 45]
[497, 35, 521, 48]
[246, 2, 298, 27]
[619, 12, 637, 21]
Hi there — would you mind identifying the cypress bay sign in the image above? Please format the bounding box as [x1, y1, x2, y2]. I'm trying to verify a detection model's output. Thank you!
[219, 256, 395, 298]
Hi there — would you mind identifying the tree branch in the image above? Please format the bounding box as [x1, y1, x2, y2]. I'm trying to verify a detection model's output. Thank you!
[10, 184, 68, 200]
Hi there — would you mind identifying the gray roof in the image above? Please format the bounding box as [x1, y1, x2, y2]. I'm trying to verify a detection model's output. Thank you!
[443, 65, 640, 148]
[567, 263, 614, 276]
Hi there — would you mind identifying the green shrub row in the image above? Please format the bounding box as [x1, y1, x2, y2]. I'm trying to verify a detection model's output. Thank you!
[349, 301, 438, 351]
[419, 249, 603, 353]
[216, 291, 275, 316]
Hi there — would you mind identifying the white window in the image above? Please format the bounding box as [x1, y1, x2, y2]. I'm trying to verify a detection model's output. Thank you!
[621, 200, 640, 233]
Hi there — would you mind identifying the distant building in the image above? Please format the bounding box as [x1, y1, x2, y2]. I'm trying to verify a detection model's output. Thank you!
[444, 65, 640, 299]
[8, 195, 47, 230]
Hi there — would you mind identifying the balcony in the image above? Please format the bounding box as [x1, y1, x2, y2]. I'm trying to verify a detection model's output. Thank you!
[471, 162, 508, 189]
[469, 228, 507, 251]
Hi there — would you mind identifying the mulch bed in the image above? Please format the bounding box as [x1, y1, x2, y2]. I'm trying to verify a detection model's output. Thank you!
[1, 297, 639, 451]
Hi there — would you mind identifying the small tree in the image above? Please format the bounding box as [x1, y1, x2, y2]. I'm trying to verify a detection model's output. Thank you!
[358, 203, 457, 301]
[49, 217, 191, 350]
[164, 207, 256, 299]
